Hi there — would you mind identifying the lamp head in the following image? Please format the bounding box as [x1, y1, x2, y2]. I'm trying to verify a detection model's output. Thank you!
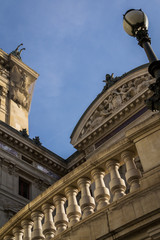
[123, 9, 149, 37]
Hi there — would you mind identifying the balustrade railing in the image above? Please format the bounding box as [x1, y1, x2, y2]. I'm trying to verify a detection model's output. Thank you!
[0, 142, 142, 240]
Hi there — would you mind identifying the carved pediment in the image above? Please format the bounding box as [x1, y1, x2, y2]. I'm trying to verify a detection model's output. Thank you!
[70, 64, 155, 150]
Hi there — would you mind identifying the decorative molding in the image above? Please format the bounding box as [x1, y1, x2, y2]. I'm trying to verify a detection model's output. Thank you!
[71, 69, 155, 150]
[0, 125, 67, 175]
[85, 145, 95, 156]
[34, 178, 50, 190]
[79, 74, 154, 139]
[7, 162, 19, 175]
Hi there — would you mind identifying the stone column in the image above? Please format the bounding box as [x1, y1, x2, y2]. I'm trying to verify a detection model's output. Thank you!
[106, 160, 126, 201]
[53, 195, 68, 234]
[91, 168, 110, 210]
[65, 186, 81, 227]
[121, 151, 141, 192]
[77, 177, 95, 219]
[21, 219, 33, 240]
[3, 235, 15, 240]
[41, 203, 56, 240]
[31, 211, 44, 240]
[12, 227, 24, 240]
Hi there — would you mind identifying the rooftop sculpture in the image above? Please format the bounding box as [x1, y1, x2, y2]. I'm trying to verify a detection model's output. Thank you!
[10, 43, 26, 60]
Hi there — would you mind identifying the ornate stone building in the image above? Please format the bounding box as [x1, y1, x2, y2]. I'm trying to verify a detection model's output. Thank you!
[0, 47, 67, 227]
[0, 47, 160, 240]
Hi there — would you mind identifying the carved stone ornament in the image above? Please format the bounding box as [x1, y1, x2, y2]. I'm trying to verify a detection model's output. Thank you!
[0, 86, 8, 97]
[0, 62, 9, 79]
[34, 178, 45, 190]
[79, 73, 155, 139]
[10, 65, 31, 110]
[7, 162, 16, 175]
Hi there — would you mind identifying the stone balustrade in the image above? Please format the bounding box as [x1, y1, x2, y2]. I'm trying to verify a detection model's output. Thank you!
[0, 142, 142, 240]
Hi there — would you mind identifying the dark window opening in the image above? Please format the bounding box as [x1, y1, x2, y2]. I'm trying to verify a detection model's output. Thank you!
[21, 156, 33, 164]
[19, 177, 30, 199]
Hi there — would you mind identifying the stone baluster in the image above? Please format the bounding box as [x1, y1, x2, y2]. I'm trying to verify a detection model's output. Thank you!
[53, 195, 68, 234]
[41, 203, 56, 239]
[31, 211, 44, 240]
[3, 235, 15, 240]
[91, 168, 110, 210]
[77, 177, 95, 219]
[65, 186, 81, 227]
[121, 150, 141, 192]
[106, 159, 126, 201]
[21, 220, 33, 240]
[12, 227, 24, 240]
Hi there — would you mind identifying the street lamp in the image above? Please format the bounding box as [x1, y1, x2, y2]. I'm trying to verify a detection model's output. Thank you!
[123, 9, 160, 111]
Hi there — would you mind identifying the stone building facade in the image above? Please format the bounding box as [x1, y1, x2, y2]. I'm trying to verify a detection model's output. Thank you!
[0, 48, 67, 227]
[0, 47, 160, 240]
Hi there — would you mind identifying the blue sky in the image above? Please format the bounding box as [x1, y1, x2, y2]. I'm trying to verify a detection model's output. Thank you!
[1, 1, 160, 159]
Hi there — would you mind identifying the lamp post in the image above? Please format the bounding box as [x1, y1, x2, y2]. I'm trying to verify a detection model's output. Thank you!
[123, 9, 160, 111]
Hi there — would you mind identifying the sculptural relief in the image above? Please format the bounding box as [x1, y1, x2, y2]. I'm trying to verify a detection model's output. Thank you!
[79, 74, 154, 139]
[10, 65, 31, 110]
[135, 76, 155, 93]
[126, 81, 137, 98]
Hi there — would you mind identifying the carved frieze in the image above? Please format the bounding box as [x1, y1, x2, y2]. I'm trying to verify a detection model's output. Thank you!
[79, 74, 155, 140]
[10, 65, 32, 111]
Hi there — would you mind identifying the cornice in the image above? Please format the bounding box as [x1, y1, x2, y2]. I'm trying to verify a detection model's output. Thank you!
[0, 49, 39, 79]
[0, 121, 67, 176]
[70, 64, 149, 140]
[9, 54, 39, 79]
[126, 112, 160, 142]
[71, 66, 154, 151]
[66, 151, 86, 171]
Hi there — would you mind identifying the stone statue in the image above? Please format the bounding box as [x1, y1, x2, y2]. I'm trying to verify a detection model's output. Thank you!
[10, 43, 26, 60]
[102, 73, 127, 93]
[103, 73, 114, 90]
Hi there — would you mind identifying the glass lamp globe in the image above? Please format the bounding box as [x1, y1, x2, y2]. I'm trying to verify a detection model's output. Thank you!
[123, 9, 149, 36]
